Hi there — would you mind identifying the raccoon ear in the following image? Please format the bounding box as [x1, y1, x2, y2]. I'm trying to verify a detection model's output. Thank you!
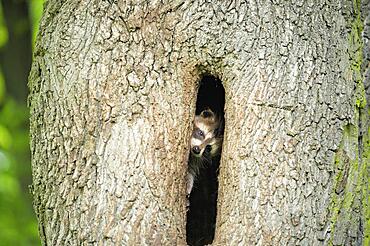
[214, 119, 224, 136]
[201, 109, 214, 118]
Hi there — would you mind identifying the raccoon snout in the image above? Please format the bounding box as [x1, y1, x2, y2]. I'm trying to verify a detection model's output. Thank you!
[192, 146, 201, 155]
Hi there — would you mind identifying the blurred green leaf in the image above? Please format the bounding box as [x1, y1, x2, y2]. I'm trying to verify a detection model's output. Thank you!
[0, 0, 43, 244]
[0, 150, 10, 171]
[0, 98, 29, 128]
[0, 68, 4, 104]
[30, 0, 44, 46]
[0, 172, 19, 196]
[0, 125, 11, 150]
[0, 2, 8, 48]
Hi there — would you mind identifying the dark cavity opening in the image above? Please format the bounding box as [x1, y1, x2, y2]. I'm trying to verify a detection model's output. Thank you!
[186, 75, 225, 246]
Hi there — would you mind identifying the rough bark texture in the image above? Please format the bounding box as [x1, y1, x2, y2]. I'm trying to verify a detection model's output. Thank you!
[29, 0, 369, 245]
[360, 1, 370, 245]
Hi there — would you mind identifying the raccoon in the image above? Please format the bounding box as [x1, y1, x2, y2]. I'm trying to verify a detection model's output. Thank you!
[186, 109, 224, 200]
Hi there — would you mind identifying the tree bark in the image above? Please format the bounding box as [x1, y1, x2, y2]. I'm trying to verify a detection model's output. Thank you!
[29, 0, 369, 245]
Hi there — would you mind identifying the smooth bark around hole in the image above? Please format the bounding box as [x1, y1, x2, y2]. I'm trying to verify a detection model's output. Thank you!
[186, 76, 225, 246]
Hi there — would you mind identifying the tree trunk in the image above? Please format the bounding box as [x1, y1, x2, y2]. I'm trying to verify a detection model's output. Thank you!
[29, 1, 369, 245]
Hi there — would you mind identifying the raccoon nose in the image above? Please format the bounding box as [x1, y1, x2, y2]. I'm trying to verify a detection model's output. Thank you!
[192, 146, 201, 155]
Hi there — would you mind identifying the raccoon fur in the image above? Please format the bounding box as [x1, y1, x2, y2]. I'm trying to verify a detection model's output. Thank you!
[187, 109, 223, 199]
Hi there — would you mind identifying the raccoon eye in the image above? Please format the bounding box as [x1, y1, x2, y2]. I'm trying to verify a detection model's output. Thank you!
[196, 129, 204, 138]
[202, 110, 212, 118]
[205, 145, 212, 153]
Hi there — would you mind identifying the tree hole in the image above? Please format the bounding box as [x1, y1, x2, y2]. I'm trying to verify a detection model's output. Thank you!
[186, 75, 225, 246]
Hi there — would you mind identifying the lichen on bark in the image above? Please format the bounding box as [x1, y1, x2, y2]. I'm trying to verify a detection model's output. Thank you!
[326, 0, 370, 244]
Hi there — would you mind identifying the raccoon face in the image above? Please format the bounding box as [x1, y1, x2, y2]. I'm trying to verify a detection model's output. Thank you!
[190, 109, 222, 158]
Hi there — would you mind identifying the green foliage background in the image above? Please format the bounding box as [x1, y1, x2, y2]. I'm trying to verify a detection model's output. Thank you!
[0, 0, 43, 245]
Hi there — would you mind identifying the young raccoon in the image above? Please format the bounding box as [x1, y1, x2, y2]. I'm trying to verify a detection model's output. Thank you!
[187, 109, 224, 199]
